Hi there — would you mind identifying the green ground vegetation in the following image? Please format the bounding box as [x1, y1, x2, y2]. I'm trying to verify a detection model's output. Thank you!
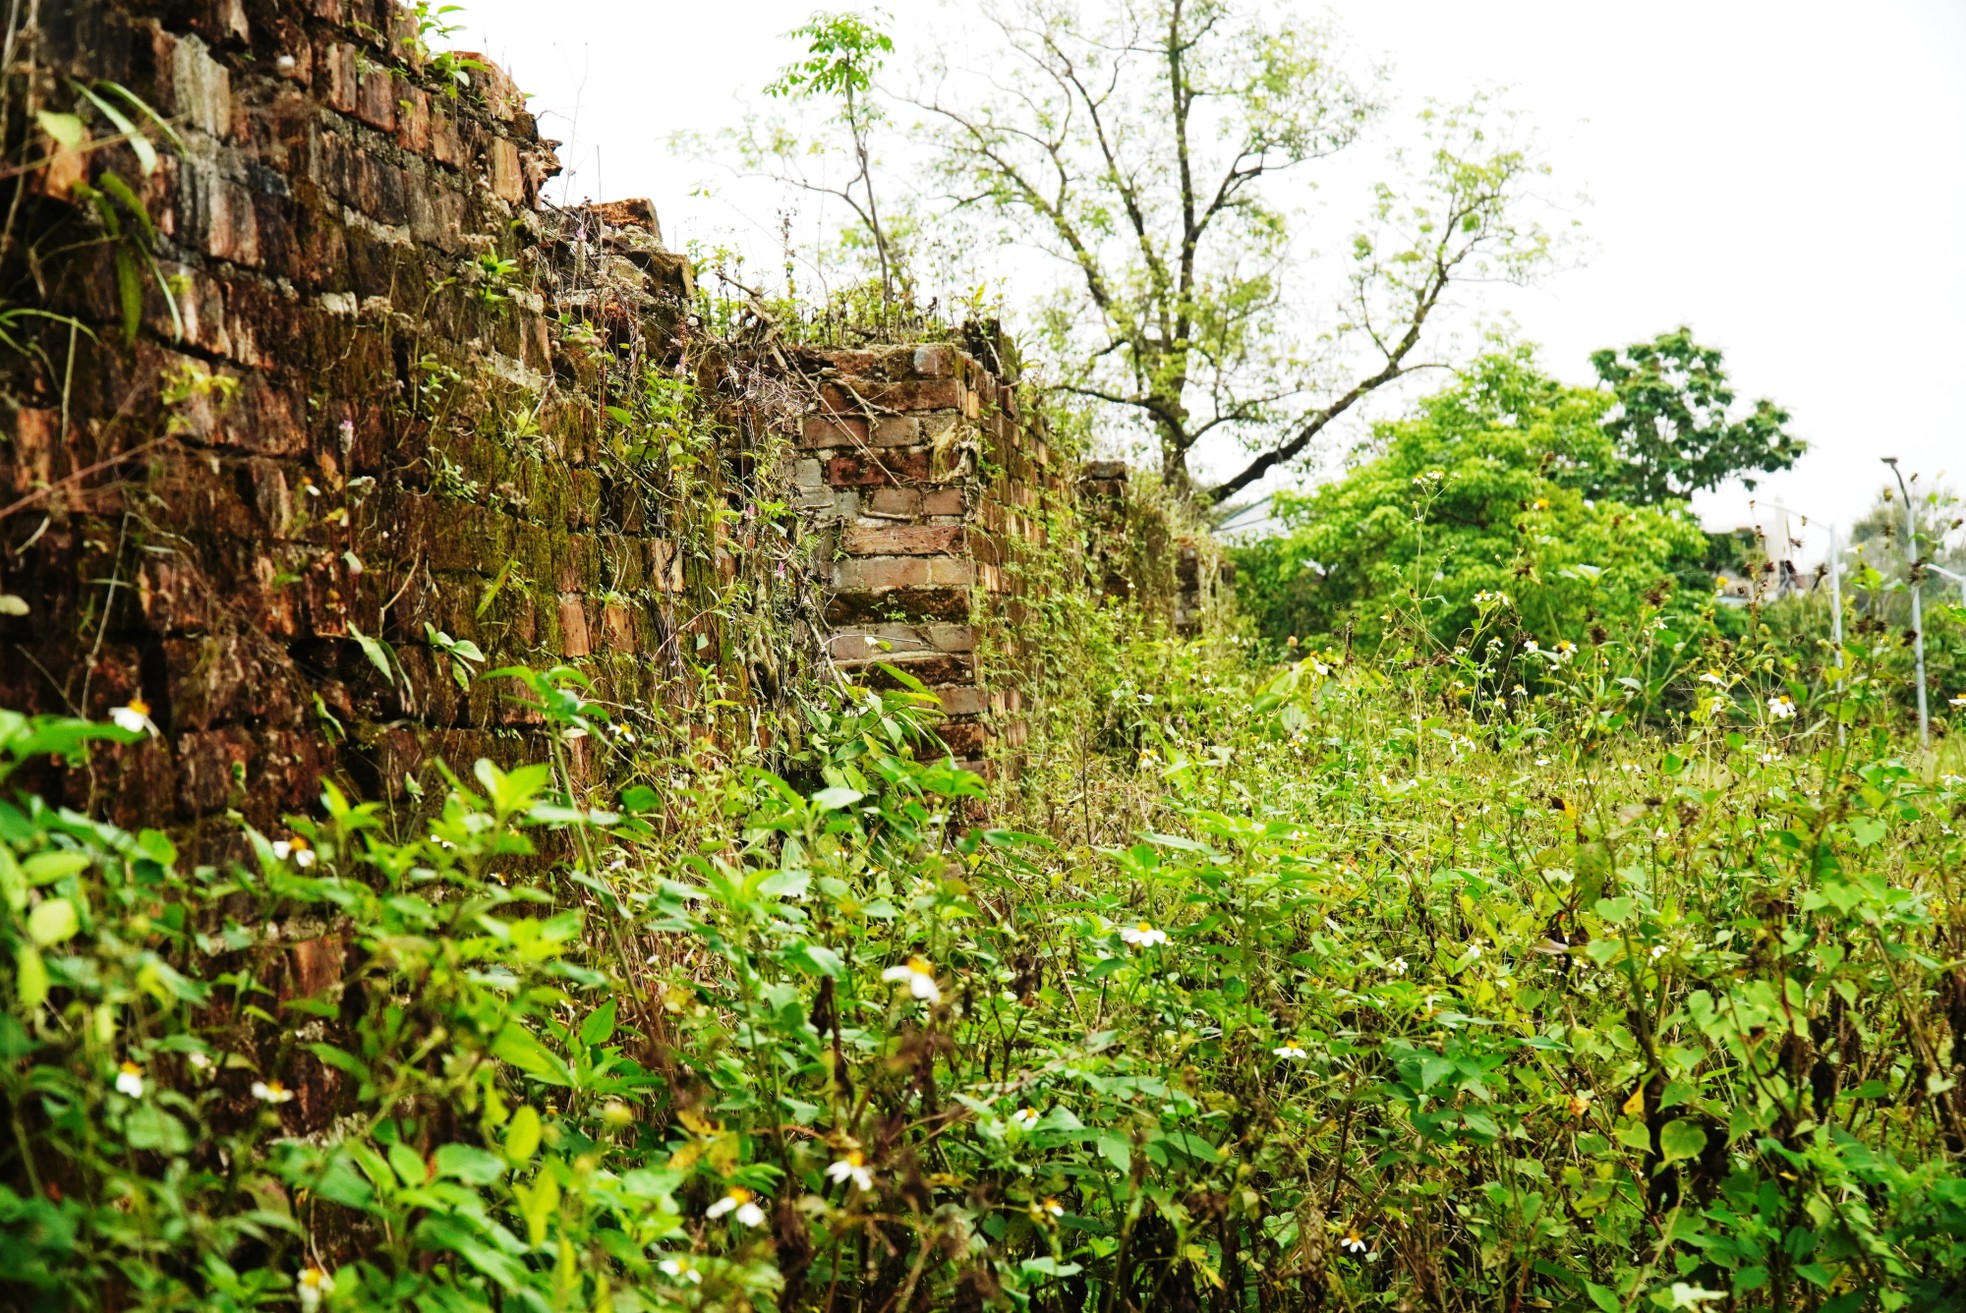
[2, 547, 1965, 1311]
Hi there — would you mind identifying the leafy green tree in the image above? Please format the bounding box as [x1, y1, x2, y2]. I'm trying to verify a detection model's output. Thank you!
[1235, 348, 1710, 647]
[1589, 326, 1803, 504]
[919, 0, 1557, 499]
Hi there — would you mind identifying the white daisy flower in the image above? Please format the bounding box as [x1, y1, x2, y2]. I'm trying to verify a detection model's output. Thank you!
[1389, 956, 1408, 975]
[270, 836, 316, 867]
[881, 957, 942, 1004]
[826, 1149, 874, 1192]
[1699, 670, 1727, 687]
[1010, 1106, 1040, 1130]
[115, 1061, 144, 1098]
[659, 1257, 703, 1285]
[706, 1185, 765, 1226]
[1029, 1196, 1065, 1222]
[251, 1079, 295, 1104]
[297, 1265, 334, 1313]
[110, 697, 157, 736]
[1119, 921, 1168, 948]
[1273, 1045, 1309, 1060]
[1767, 694, 1796, 719]
[1340, 1228, 1369, 1255]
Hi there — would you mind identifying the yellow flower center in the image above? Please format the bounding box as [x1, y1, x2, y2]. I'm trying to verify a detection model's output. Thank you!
[906, 956, 931, 976]
[846, 1150, 864, 1166]
[289, 836, 310, 852]
[728, 1186, 752, 1203]
[125, 697, 150, 717]
[1136, 922, 1152, 933]
[120, 1061, 141, 1076]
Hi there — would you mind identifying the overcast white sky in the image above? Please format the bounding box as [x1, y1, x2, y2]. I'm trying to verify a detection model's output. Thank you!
[452, 0, 1966, 549]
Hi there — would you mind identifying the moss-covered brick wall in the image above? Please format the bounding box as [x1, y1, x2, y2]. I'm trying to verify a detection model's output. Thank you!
[0, 0, 1199, 846]
[0, 0, 815, 856]
[794, 330, 1069, 768]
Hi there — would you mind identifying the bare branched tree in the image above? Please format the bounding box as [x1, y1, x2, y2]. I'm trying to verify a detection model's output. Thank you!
[918, 0, 1559, 501]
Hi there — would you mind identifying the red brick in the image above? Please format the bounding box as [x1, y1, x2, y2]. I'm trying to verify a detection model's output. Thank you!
[318, 40, 358, 112]
[429, 107, 465, 167]
[865, 488, 920, 516]
[802, 412, 865, 448]
[486, 135, 524, 203]
[558, 595, 591, 656]
[355, 63, 397, 132]
[826, 449, 931, 487]
[841, 524, 963, 556]
[396, 85, 432, 153]
[939, 721, 989, 754]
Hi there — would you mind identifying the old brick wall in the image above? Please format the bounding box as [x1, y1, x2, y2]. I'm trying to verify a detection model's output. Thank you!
[0, 0, 808, 852]
[1079, 460, 1226, 636]
[794, 331, 1067, 769]
[0, 0, 1126, 848]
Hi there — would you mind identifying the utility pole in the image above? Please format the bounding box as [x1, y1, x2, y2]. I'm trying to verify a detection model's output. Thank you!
[1881, 458, 1928, 746]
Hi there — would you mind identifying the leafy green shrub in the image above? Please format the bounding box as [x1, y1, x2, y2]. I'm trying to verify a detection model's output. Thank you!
[3, 614, 1965, 1312]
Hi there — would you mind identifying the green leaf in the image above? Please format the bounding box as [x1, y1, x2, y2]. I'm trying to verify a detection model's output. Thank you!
[1847, 817, 1886, 848]
[74, 81, 158, 176]
[783, 941, 844, 978]
[28, 896, 79, 945]
[387, 1141, 428, 1186]
[758, 867, 810, 900]
[1659, 1118, 1707, 1165]
[36, 110, 85, 149]
[413, 1214, 527, 1290]
[492, 1024, 572, 1086]
[503, 1105, 542, 1164]
[0, 848, 25, 912]
[15, 943, 49, 1008]
[812, 786, 864, 811]
[579, 1000, 618, 1047]
[24, 851, 91, 885]
[312, 1150, 377, 1210]
[348, 622, 395, 685]
[123, 1103, 190, 1154]
[110, 242, 142, 343]
[434, 1143, 507, 1185]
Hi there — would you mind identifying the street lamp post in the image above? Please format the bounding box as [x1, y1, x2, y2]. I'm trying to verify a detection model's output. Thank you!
[1881, 458, 1928, 747]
